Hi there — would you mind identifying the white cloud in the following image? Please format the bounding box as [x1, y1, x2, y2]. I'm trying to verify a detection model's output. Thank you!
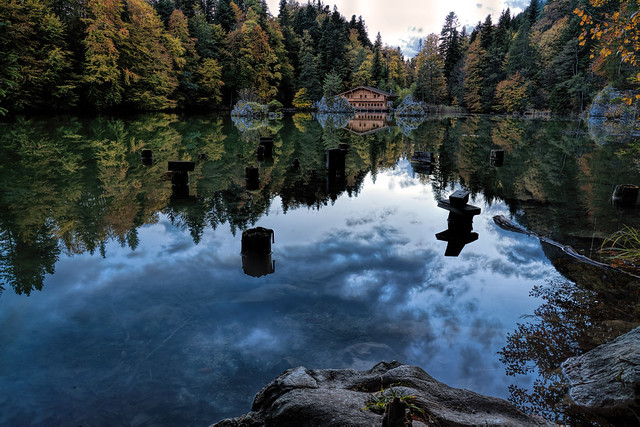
[266, 1, 516, 57]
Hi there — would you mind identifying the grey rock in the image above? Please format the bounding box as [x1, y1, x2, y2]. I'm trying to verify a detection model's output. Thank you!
[562, 326, 640, 419]
[212, 361, 552, 426]
[316, 96, 356, 114]
[395, 95, 425, 117]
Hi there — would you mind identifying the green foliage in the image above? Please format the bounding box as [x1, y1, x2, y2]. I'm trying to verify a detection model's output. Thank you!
[322, 70, 343, 98]
[0, 0, 629, 113]
[414, 34, 447, 104]
[196, 58, 224, 105]
[601, 226, 640, 264]
[362, 384, 424, 417]
[268, 99, 283, 112]
[292, 88, 312, 109]
[495, 72, 530, 113]
[0, 0, 77, 113]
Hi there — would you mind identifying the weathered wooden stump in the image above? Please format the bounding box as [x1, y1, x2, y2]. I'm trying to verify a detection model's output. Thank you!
[326, 148, 346, 171]
[490, 149, 504, 167]
[168, 161, 195, 172]
[449, 190, 470, 208]
[411, 151, 432, 163]
[612, 184, 639, 207]
[141, 149, 153, 166]
[241, 227, 274, 255]
[167, 161, 194, 198]
[436, 191, 481, 256]
[258, 137, 274, 158]
[242, 253, 275, 278]
[245, 166, 259, 190]
[171, 171, 189, 185]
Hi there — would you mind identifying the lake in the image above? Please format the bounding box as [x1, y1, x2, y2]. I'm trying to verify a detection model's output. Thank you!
[0, 113, 638, 425]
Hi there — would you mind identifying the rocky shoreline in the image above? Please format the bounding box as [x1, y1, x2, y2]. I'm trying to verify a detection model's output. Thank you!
[212, 327, 639, 426]
[211, 361, 551, 426]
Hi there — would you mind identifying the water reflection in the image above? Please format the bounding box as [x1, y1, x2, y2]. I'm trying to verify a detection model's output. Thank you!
[0, 114, 639, 424]
[345, 112, 392, 135]
[435, 191, 481, 257]
[241, 227, 275, 278]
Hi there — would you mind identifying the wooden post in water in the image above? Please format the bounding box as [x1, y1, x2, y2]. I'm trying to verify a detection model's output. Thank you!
[245, 166, 260, 190]
[141, 149, 153, 166]
[612, 184, 639, 207]
[168, 161, 195, 198]
[241, 227, 276, 277]
[490, 150, 504, 167]
[436, 190, 480, 256]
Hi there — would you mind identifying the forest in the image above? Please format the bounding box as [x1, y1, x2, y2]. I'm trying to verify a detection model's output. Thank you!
[0, 0, 638, 115]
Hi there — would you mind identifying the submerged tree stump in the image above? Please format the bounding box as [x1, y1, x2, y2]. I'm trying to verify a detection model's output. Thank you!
[612, 184, 638, 207]
[141, 150, 153, 166]
[241, 227, 274, 255]
[490, 149, 504, 167]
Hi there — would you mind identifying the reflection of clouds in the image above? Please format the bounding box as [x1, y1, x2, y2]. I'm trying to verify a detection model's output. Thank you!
[1, 175, 558, 424]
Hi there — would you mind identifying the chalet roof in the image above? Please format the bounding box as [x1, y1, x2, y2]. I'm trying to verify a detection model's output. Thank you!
[338, 86, 399, 99]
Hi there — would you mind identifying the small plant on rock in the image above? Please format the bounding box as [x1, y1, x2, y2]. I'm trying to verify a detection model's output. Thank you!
[362, 384, 424, 417]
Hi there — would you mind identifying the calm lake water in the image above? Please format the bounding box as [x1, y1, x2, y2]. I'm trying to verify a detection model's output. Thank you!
[0, 113, 638, 425]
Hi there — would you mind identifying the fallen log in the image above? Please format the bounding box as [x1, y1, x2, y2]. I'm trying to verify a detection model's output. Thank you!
[493, 215, 640, 279]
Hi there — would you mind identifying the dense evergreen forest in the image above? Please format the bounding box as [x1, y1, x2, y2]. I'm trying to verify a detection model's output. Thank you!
[0, 0, 638, 115]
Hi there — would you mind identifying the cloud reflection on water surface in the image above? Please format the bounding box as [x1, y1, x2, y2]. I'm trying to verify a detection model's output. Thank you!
[0, 170, 561, 425]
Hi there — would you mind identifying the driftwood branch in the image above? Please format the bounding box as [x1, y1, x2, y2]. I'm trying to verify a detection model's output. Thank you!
[492, 215, 640, 279]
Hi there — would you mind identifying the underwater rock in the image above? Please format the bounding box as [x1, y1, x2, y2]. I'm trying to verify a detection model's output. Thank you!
[561, 326, 640, 422]
[211, 361, 551, 426]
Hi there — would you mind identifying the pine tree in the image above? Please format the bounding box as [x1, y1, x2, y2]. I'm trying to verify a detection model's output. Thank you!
[414, 34, 446, 104]
[370, 32, 384, 87]
[297, 30, 321, 100]
[213, 0, 237, 33]
[322, 69, 343, 98]
[439, 12, 462, 103]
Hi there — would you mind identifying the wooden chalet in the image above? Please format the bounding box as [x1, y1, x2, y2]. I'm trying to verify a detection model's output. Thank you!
[338, 86, 398, 111]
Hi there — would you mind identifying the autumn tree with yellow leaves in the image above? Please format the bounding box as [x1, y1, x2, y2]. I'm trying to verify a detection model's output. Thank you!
[575, 0, 640, 102]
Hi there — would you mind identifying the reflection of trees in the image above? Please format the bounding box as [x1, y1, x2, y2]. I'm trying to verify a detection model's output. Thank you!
[498, 274, 640, 423]
[2, 115, 639, 295]
[0, 215, 60, 295]
[395, 115, 424, 136]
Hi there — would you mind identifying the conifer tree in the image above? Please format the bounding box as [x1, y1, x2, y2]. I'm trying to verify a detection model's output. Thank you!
[371, 33, 384, 87]
[414, 34, 446, 104]
[439, 12, 463, 103]
[297, 30, 321, 100]
[213, 0, 236, 32]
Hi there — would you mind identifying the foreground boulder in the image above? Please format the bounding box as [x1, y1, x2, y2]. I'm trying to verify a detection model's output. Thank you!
[212, 361, 550, 426]
[562, 326, 639, 422]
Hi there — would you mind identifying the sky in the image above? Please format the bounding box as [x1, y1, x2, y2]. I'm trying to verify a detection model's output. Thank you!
[265, 0, 530, 56]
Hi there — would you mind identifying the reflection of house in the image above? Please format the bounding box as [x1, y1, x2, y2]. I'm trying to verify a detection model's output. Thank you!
[345, 112, 391, 135]
[339, 86, 398, 111]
